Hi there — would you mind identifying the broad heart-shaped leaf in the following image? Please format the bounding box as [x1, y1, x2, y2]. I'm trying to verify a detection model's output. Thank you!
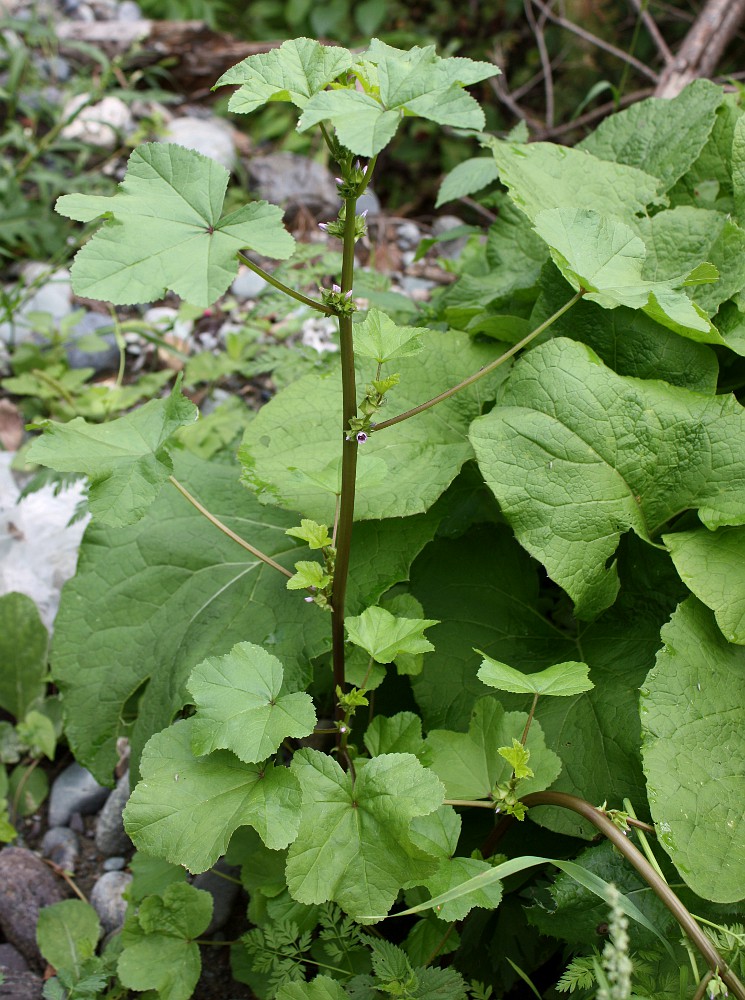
[477, 657, 592, 697]
[118, 882, 212, 1000]
[578, 79, 724, 193]
[533, 207, 716, 342]
[733, 112, 745, 227]
[124, 718, 302, 872]
[216, 37, 353, 114]
[425, 697, 561, 801]
[298, 39, 498, 157]
[421, 857, 503, 923]
[664, 526, 745, 644]
[0, 593, 47, 719]
[187, 642, 316, 762]
[27, 381, 197, 526]
[51, 449, 439, 785]
[470, 337, 745, 620]
[410, 527, 686, 837]
[364, 712, 424, 757]
[353, 308, 423, 363]
[485, 138, 663, 224]
[531, 264, 719, 393]
[285, 748, 444, 920]
[345, 606, 438, 664]
[239, 331, 507, 523]
[56, 143, 295, 308]
[641, 598, 745, 903]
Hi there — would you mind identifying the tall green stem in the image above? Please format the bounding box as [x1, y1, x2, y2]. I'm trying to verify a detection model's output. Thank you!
[237, 252, 333, 315]
[331, 194, 359, 711]
[521, 791, 745, 1000]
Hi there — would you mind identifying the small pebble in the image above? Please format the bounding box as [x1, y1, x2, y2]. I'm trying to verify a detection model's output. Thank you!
[102, 856, 126, 872]
[48, 762, 110, 828]
[0, 847, 68, 968]
[95, 770, 131, 856]
[192, 860, 241, 934]
[41, 827, 79, 873]
[90, 871, 132, 935]
[116, 0, 142, 19]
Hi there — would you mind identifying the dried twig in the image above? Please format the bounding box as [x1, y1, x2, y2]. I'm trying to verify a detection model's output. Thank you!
[524, 0, 555, 128]
[533, 87, 654, 139]
[628, 0, 674, 63]
[530, 0, 660, 82]
[655, 0, 745, 97]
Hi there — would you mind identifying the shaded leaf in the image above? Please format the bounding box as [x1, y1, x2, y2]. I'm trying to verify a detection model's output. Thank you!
[664, 526, 745, 644]
[470, 337, 745, 619]
[641, 598, 745, 902]
[37, 900, 101, 975]
[436, 157, 499, 208]
[345, 606, 438, 664]
[0, 593, 47, 719]
[353, 309, 424, 364]
[364, 712, 424, 757]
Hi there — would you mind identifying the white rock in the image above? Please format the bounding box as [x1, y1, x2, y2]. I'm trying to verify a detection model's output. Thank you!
[163, 116, 237, 171]
[0, 453, 89, 631]
[60, 94, 134, 149]
[142, 306, 194, 345]
[301, 317, 338, 354]
[231, 266, 267, 300]
[0, 265, 73, 348]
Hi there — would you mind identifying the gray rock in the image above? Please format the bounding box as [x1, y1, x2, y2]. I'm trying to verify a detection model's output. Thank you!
[431, 214, 470, 259]
[395, 220, 422, 250]
[356, 188, 381, 217]
[116, 0, 141, 16]
[65, 312, 119, 372]
[164, 116, 237, 172]
[231, 266, 268, 300]
[0, 943, 29, 974]
[0, 970, 43, 999]
[90, 870, 132, 935]
[0, 846, 68, 967]
[192, 859, 241, 934]
[48, 762, 111, 828]
[60, 94, 134, 149]
[41, 827, 79, 873]
[95, 770, 131, 856]
[0, 264, 73, 348]
[102, 855, 126, 871]
[247, 152, 339, 218]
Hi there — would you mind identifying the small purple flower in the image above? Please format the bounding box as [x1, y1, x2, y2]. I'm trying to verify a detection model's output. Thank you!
[356, 431, 368, 444]
[318, 222, 329, 232]
[332, 283, 342, 293]
[344, 289, 353, 299]
[359, 209, 368, 219]
[335, 177, 343, 185]
[304, 596, 314, 603]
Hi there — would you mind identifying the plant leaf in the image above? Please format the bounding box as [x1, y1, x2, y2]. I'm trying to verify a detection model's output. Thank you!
[641, 598, 745, 903]
[56, 143, 295, 307]
[436, 157, 499, 208]
[298, 40, 498, 156]
[664, 526, 745, 643]
[421, 856, 503, 922]
[285, 520, 333, 549]
[36, 900, 101, 977]
[345, 606, 438, 663]
[187, 642, 317, 762]
[364, 712, 424, 757]
[0, 593, 47, 719]
[276, 977, 348, 1000]
[533, 207, 716, 341]
[426, 697, 561, 801]
[124, 718, 302, 872]
[285, 748, 444, 920]
[485, 138, 663, 222]
[239, 332, 508, 522]
[578, 79, 724, 192]
[216, 37, 353, 114]
[470, 337, 745, 619]
[477, 657, 593, 697]
[118, 883, 212, 1000]
[27, 380, 197, 526]
[353, 308, 424, 364]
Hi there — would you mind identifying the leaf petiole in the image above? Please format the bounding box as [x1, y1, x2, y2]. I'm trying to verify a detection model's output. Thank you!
[237, 251, 334, 316]
[168, 476, 293, 579]
[372, 290, 585, 433]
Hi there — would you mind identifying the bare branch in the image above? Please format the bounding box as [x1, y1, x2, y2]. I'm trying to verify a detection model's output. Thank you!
[524, 0, 556, 128]
[655, 0, 745, 97]
[530, 0, 660, 82]
[628, 0, 674, 64]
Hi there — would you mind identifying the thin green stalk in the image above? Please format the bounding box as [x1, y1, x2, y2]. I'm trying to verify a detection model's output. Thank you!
[372, 290, 584, 433]
[521, 791, 745, 1000]
[237, 252, 333, 315]
[168, 476, 293, 579]
[520, 693, 540, 745]
[623, 797, 666, 880]
[444, 799, 496, 809]
[330, 193, 359, 708]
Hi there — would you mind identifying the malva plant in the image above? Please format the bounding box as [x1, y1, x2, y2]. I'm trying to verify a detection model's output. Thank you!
[27, 39, 745, 999]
